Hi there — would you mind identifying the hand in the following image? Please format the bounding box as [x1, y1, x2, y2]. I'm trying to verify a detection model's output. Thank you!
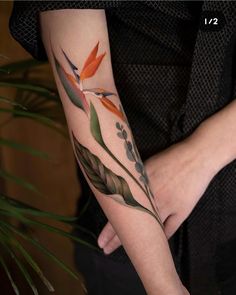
[97, 129, 218, 253]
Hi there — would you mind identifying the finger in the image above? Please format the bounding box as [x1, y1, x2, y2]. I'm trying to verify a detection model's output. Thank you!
[154, 200, 170, 224]
[97, 222, 116, 248]
[164, 214, 183, 239]
[103, 234, 122, 255]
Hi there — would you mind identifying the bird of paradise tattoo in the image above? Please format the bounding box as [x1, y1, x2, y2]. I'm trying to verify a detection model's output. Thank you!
[51, 42, 163, 228]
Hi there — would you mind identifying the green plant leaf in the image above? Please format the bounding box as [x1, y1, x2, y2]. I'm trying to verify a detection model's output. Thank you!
[0, 59, 45, 74]
[0, 138, 49, 160]
[0, 221, 79, 280]
[0, 81, 58, 101]
[0, 169, 41, 195]
[0, 209, 100, 252]
[0, 231, 39, 295]
[0, 256, 20, 295]
[1, 228, 54, 292]
[0, 194, 77, 222]
[0, 96, 27, 109]
[77, 192, 92, 220]
[0, 107, 67, 137]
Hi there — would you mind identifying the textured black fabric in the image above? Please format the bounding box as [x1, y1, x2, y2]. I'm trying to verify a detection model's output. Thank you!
[9, 1, 236, 295]
[74, 242, 146, 295]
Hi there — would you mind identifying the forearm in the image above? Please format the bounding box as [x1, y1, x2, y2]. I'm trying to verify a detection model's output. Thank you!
[187, 99, 236, 176]
[40, 9, 183, 295]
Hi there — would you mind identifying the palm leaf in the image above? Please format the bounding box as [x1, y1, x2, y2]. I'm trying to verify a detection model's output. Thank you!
[0, 169, 41, 195]
[0, 221, 79, 280]
[0, 96, 27, 109]
[0, 138, 49, 160]
[0, 210, 100, 252]
[0, 231, 39, 295]
[0, 194, 77, 222]
[0, 59, 45, 74]
[0, 256, 20, 295]
[0, 107, 67, 137]
[0, 228, 54, 292]
[0, 81, 58, 101]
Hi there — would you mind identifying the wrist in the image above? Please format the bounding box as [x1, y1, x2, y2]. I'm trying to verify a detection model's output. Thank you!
[185, 118, 235, 177]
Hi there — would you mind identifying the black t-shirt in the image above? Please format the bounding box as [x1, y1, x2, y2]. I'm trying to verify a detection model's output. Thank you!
[9, 2, 236, 294]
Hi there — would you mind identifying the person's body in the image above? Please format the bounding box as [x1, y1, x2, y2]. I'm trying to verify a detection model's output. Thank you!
[9, 1, 236, 295]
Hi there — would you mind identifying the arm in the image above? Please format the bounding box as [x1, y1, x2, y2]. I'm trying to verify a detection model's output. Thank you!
[40, 9, 186, 295]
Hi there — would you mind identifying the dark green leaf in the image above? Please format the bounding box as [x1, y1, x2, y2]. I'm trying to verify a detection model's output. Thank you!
[0, 226, 54, 292]
[0, 169, 41, 195]
[0, 231, 39, 295]
[0, 194, 77, 222]
[0, 209, 100, 252]
[0, 138, 49, 160]
[0, 256, 20, 295]
[0, 81, 57, 101]
[0, 107, 67, 137]
[0, 96, 27, 109]
[0, 59, 45, 74]
[0, 221, 79, 280]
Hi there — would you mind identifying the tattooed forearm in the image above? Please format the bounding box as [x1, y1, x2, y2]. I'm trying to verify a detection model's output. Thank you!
[52, 41, 163, 228]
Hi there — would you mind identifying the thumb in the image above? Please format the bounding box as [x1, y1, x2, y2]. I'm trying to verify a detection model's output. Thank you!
[164, 214, 183, 239]
[97, 221, 116, 248]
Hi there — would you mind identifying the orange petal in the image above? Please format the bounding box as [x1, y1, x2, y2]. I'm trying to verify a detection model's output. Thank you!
[80, 53, 106, 80]
[81, 42, 99, 73]
[100, 97, 125, 121]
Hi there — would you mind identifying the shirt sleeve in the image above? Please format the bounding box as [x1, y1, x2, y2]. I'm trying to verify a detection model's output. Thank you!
[9, 1, 129, 60]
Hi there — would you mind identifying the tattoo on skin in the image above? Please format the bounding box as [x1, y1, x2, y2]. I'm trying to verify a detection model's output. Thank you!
[51, 41, 163, 228]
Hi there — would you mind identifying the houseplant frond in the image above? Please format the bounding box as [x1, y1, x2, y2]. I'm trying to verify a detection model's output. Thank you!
[0, 58, 98, 294]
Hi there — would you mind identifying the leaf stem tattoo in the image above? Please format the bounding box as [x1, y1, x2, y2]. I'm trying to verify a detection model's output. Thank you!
[51, 40, 163, 229]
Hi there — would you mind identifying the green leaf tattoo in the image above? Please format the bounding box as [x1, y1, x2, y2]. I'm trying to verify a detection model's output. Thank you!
[72, 132, 161, 224]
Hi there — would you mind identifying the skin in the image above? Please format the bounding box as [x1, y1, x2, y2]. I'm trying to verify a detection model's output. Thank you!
[98, 99, 236, 255]
[40, 9, 188, 295]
